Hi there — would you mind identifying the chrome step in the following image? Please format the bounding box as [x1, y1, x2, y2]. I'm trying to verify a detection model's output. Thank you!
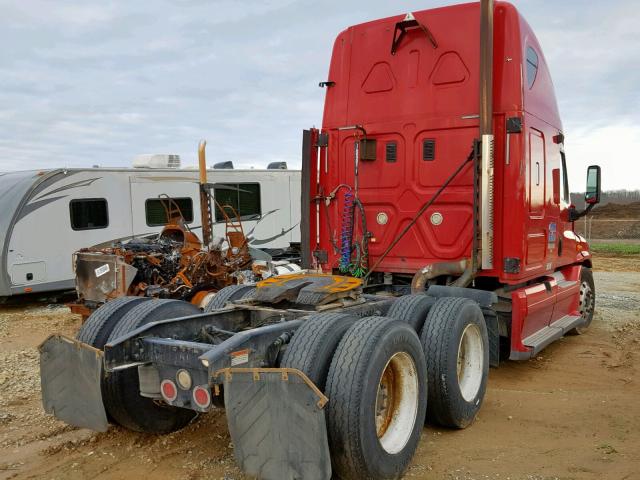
[523, 315, 584, 356]
[550, 314, 584, 334]
[523, 326, 562, 355]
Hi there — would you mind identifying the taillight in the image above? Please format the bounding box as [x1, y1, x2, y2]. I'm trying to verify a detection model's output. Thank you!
[193, 385, 211, 409]
[160, 379, 178, 402]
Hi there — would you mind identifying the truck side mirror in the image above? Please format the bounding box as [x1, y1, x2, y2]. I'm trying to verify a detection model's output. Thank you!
[569, 164, 602, 222]
[584, 165, 601, 205]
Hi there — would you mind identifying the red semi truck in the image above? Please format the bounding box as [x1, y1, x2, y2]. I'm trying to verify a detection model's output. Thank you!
[39, 2, 601, 479]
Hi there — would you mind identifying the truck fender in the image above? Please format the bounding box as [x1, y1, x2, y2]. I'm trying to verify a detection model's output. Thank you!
[426, 285, 497, 307]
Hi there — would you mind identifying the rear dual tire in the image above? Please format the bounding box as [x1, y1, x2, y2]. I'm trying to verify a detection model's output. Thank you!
[421, 297, 489, 428]
[77, 296, 149, 348]
[280, 312, 358, 389]
[326, 317, 427, 480]
[203, 284, 256, 312]
[78, 297, 200, 434]
[386, 294, 435, 332]
[104, 299, 200, 433]
[76, 297, 150, 424]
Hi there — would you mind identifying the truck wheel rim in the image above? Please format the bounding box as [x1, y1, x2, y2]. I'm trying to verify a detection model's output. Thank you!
[579, 280, 594, 321]
[374, 351, 419, 454]
[457, 323, 484, 402]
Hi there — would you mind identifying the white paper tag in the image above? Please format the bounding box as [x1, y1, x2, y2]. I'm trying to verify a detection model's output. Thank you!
[95, 264, 110, 278]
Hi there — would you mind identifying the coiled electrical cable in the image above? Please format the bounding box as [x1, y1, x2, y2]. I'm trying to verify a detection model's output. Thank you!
[339, 191, 354, 272]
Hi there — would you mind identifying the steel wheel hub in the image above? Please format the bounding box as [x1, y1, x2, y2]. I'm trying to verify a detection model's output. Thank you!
[579, 280, 594, 320]
[375, 352, 419, 454]
[457, 323, 484, 402]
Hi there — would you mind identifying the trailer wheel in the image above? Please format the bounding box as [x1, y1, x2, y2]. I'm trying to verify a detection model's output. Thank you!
[326, 317, 427, 480]
[103, 299, 200, 433]
[280, 312, 358, 390]
[568, 267, 595, 335]
[203, 284, 256, 312]
[421, 297, 488, 428]
[76, 296, 149, 348]
[386, 294, 435, 332]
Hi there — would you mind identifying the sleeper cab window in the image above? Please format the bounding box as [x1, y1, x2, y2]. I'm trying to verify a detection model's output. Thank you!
[526, 46, 539, 89]
[145, 198, 194, 226]
[213, 183, 261, 222]
[69, 198, 109, 230]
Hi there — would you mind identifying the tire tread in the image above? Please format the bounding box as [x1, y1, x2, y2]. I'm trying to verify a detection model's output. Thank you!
[204, 284, 255, 312]
[281, 312, 356, 388]
[326, 316, 426, 479]
[76, 296, 149, 347]
[386, 294, 435, 332]
[420, 297, 487, 428]
[103, 299, 200, 433]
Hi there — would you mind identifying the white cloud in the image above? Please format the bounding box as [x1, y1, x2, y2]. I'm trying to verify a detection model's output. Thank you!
[565, 124, 640, 191]
[0, 0, 638, 193]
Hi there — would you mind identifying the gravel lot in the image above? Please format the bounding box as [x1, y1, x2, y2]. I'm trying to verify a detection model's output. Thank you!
[0, 257, 638, 480]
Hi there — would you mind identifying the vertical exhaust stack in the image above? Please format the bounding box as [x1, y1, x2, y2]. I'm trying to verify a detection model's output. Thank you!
[479, 0, 495, 270]
[198, 140, 213, 247]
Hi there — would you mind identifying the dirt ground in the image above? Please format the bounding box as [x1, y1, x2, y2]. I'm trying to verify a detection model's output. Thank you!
[1, 256, 638, 480]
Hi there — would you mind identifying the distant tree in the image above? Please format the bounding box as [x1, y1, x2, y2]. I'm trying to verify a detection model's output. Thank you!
[570, 189, 640, 209]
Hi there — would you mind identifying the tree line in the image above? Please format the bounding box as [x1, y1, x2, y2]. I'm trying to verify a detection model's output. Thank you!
[570, 189, 640, 209]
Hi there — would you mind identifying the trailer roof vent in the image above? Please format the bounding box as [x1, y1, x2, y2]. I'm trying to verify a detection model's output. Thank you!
[133, 154, 181, 169]
[422, 139, 436, 161]
[213, 161, 234, 169]
[267, 162, 288, 170]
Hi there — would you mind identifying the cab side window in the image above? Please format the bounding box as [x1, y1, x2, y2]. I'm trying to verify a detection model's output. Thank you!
[526, 47, 539, 89]
[560, 152, 570, 204]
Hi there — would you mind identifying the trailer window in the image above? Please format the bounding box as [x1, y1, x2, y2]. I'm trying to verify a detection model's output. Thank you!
[69, 199, 109, 230]
[214, 183, 261, 222]
[145, 198, 194, 226]
[526, 47, 539, 89]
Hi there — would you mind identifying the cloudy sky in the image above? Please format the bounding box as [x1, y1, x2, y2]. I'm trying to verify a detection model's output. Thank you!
[0, 0, 638, 191]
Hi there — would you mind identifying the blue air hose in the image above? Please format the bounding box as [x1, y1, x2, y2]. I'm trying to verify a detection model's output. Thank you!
[339, 191, 354, 272]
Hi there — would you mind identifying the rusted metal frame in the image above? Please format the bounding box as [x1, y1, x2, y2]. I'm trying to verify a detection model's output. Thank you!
[479, 0, 494, 139]
[410, 259, 468, 293]
[198, 140, 213, 247]
[478, 0, 495, 272]
[213, 367, 328, 408]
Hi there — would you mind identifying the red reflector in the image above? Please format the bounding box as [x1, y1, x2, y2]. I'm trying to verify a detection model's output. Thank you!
[161, 379, 178, 402]
[193, 385, 211, 408]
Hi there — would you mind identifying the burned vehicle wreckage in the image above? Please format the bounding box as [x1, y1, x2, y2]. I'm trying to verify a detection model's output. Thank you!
[69, 143, 300, 318]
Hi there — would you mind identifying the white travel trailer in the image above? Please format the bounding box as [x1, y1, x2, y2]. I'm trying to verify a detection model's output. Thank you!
[0, 159, 300, 299]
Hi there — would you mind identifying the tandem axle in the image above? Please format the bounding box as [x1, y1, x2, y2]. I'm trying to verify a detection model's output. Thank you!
[38, 275, 499, 479]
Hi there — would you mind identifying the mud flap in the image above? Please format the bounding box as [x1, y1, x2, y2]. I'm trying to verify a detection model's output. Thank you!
[216, 368, 331, 480]
[39, 335, 108, 432]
